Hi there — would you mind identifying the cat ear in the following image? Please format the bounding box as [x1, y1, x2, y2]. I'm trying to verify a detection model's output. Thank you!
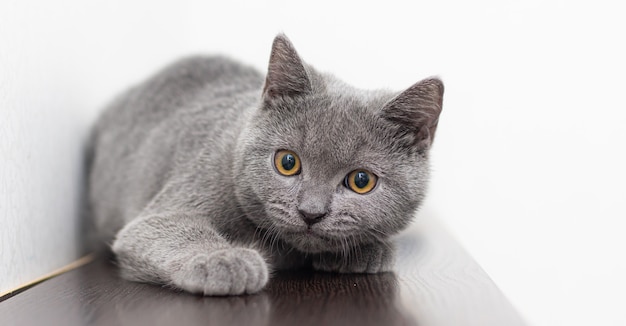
[262, 34, 312, 101]
[381, 78, 444, 151]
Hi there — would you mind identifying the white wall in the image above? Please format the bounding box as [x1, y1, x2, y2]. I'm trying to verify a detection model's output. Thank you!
[0, 0, 194, 294]
[2, 1, 625, 325]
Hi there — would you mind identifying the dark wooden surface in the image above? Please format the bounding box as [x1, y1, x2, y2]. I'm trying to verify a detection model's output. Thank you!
[0, 217, 526, 326]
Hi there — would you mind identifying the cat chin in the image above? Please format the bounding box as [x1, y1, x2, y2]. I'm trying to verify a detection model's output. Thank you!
[286, 239, 330, 254]
[281, 230, 346, 254]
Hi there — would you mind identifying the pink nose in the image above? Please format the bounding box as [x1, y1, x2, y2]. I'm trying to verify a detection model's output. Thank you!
[298, 209, 326, 225]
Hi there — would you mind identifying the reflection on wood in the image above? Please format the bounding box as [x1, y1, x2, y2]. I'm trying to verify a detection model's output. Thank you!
[395, 216, 526, 326]
[0, 217, 525, 326]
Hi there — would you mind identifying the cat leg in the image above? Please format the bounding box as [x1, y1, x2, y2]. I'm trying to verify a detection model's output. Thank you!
[112, 212, 269, 295]
[312, 240, 396, 273]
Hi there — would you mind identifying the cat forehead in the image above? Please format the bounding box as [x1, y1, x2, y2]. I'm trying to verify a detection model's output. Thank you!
[320, 75, 392, 105]
[303, 83, 394, 135]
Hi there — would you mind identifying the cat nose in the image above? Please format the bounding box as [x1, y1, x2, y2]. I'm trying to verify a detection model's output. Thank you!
[298, 209, 326, 225]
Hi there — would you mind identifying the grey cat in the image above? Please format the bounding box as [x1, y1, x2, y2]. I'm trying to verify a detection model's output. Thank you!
[87, 34, 443, 296]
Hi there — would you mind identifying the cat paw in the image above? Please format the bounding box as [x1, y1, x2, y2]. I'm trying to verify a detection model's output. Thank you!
[313, 241, 395, 274]
[171, 248, 269, 296]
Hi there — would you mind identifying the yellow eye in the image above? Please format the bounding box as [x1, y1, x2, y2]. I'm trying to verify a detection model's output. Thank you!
[345, 170, 377, 194]
[274, 150, 301, 176]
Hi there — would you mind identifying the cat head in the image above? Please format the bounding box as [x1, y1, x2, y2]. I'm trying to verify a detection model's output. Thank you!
[235, 34, 443, 253]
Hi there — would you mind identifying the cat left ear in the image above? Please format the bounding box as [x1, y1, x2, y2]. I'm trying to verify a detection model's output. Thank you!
[381, 78, 444, 152]
[262, 34, 312, 101]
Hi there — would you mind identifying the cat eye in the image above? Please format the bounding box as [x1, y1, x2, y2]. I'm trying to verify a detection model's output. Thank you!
[274, 150, 301, 176]
[344, 170, 377, 194]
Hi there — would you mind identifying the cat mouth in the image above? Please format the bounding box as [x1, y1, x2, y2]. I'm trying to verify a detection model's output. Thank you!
[282, 226, 329, 240]
[288, 227, 322, 239]
[304, 226, 330, 239]
[270, 221, 341, 252]
[299, 227, 338, 245]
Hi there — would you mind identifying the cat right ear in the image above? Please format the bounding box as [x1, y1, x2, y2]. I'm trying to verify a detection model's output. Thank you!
[262, 34, 312, 101]
[381, 78, 444, 152]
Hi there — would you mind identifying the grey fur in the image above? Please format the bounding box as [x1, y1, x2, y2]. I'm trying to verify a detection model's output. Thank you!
[87, 34, 444, 296]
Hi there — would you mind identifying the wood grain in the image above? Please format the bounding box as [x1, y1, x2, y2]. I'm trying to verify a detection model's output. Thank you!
[0, 216, 525, 326]
[394, 216, 527, 326]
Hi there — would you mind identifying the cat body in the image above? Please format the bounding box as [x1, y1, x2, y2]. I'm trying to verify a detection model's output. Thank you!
[88, 35, 443, 295]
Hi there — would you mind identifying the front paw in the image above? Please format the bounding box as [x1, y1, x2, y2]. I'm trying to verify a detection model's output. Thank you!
[171, 248, 269, 296]
[313, 242, 395, 274]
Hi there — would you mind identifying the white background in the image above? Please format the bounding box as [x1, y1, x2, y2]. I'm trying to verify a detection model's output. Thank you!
[1, 1, 625, 325]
